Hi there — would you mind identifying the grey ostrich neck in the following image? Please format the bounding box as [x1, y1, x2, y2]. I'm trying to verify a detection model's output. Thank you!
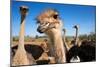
[75, 28, 78, 45]
[62, 29, 70, 51]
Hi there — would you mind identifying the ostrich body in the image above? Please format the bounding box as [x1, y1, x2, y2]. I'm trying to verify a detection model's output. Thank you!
[12, 6, 29, 66]
[36, 9, 66, 63]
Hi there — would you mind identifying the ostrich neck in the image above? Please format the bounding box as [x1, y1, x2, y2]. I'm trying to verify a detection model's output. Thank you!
[54, 32, 63, 48]
[49, 30, 63, 49]
[75, 29, 78, 39]
[47, 29, 66, 63]
[63, 32, 70, 51]
[18, 15, 26, 49]
[75, 29, 78, 45]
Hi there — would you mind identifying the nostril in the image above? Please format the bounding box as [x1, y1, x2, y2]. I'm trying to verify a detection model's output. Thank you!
[37, 27, 43, 33]
[37, 27, 40, 32]
[37, 27, 39, 31]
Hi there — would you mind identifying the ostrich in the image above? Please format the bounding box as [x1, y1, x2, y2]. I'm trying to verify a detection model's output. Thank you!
[62, 28, 70, 51]
[66, 25, 81, 63]
[36, 9, 66, 63]
[73, 25, 79, 45]
[12, 6, 30, 66]
[12, 7, 55, 66]
[66, 25, 96, 63]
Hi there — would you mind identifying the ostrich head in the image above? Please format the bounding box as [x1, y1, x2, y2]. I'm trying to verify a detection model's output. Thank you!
[62, 28, 66, 34]
[20, 6, 29, 16]
[36, 9, 62, 34]
[20, 6, 29, 23]
[73, 25, 79, 30]
[73, 25, 79, 42]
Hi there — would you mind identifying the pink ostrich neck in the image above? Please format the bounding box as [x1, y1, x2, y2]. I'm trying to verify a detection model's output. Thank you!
[48, 29, 66, 63]
[18, 19, 25, 49]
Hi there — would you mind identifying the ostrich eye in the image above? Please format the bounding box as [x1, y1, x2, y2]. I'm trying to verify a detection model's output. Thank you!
[53, 14, 58, 19]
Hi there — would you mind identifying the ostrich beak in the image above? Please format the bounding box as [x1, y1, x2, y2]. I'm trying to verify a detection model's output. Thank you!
[37, 26, 44, 33]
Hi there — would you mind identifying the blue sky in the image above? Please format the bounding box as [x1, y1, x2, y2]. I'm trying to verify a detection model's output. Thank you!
[11, 1, 96, 37]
